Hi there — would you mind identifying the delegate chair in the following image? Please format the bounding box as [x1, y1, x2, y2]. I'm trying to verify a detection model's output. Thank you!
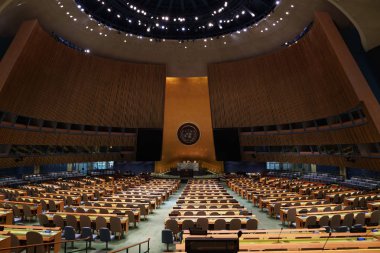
[214, 219, 226, 230]
[80, 215, 92, 230]
[23, 205, 34, 222]
[196, 218, 208, 230]
[38, 214, 50, 227]
[229, 219, 241, 230]
[342, 213, 354, 227]
[246, 219, 258, 230]
[162, 229, 174, 251]
[182, 220, 194, 230]
[319, 215, 330, 227]
[10, 233, 22, 253]
[99, 227, 115, 250]
[110, 216, 123, 239]
[53, 215, 65, 230]
[166, 219, 180, 236]
[305, 216, 317, 228]
[81, 227, 97, 250]
[66, 214, 79, 231]
[354, 212, 366, 226]
[330, 214, 342, 230]
[48, 200, 57, 212]
[287, 208, 297, 227]
[26, 231, 45, 253]
[96, 216, 107, 234]
[369, 210, 380, 226]
[64, 226, 81, 249]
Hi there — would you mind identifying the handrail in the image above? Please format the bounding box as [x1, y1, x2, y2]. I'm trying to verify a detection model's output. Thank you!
[108, 238, 150, 253]
[0, 236, 90, 252]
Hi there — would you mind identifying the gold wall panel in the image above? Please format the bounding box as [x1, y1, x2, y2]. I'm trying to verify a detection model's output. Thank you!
[160, 77, 216, 164]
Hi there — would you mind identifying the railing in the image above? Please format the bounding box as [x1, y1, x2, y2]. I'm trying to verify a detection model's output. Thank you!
[108, 238, 150, 253]
[0, 237, 90, 253]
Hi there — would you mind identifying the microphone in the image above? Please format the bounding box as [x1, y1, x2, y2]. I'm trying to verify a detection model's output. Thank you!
[277, 227, 283, 243]
[322, 232, 332, 251]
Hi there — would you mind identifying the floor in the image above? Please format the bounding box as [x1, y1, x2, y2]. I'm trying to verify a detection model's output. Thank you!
[29, 181, 286, 253]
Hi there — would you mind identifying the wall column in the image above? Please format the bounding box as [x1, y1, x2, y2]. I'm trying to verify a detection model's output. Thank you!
[339, 166, 347, 179]
[311, 164, 317, 173]
[33, 165, 40, 174]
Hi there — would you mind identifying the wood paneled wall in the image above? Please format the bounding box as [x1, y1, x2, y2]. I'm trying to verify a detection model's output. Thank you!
[0, 128, 136, 146]
[0, 20, 166, 128]
[208, 13, 373, 128]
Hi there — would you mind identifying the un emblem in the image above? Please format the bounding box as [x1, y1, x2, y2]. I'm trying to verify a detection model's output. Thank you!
[177, 123, 200, 145]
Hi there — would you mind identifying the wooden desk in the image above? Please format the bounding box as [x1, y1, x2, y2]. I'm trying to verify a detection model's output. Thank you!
[267, 200, 327, 216]
[344, 195, 380, 206]
[165, 215, 256, 229]
[176, 233, 380, 251]
[296, 210, 372, 228]
[0, 235, 11, 253]
[73, 205, 140, 224]
[39, 193, 81, 204]
[45, 212, 129, 233]
[173, 204, 244, 209]
[368, 201, 380, 211]
[280, 204, 339, 223]
[0, 225, 61, 253]
[0, 200, 41, 216]
[17, 197, 64, 211]
[0, 210, 13, 225]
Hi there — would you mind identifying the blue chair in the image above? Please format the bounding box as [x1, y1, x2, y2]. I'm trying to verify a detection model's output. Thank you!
[99, 227, 115, 250]
[81, 227, 97, 250]
[162, 229, 174, 251]
[64, 226, 81, 249]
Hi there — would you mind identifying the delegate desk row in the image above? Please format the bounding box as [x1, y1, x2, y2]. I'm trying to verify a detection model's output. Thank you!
[174, 228, 380, 252]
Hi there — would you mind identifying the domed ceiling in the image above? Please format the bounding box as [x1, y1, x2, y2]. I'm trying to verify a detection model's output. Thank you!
[76, 0, 277, 40]
[0, 0, 379, 76]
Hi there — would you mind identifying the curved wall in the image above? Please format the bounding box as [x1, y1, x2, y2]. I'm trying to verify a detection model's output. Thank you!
[0, 20, 166, 128]
[209, 13, 360, 128]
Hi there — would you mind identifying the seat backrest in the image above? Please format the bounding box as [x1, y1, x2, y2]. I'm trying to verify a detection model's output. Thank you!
[37, 214, 49, 226]
[182, 220, 194, 230]
[166, 219, 179, 234]
[126, 210, 135, 222]
[197, 211, 206, 216]
[330, 214, 341, 229]
[80, 215, 92, 229]
[354, 212, 365, 226]
[246, 219, 258, 230]
[66, 214, 78, 230]
[96, 216, 107, 231]
[370, 210, 380, 225]
[214, 219, 226, 230]
[10, 233, 21, 253]
[53, 215, 65, 229]
[110, 217, 122, 233]
[87, 209, 97, 213]
[48, 200, 57, 211]
[184, 211, 193, 216]
[229, 218, 241, 230]
[342, 213, 354, 227]
[287, 208, 297, 223]
[23, 205, 32, 217]
[305, 216, 317, 228]
[76, 207, 85, 213]
[318, 215, 330, 227]
[64, 207, 74, 212]
[196, 218, 208, 230]
[26, 231, 44, 253]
